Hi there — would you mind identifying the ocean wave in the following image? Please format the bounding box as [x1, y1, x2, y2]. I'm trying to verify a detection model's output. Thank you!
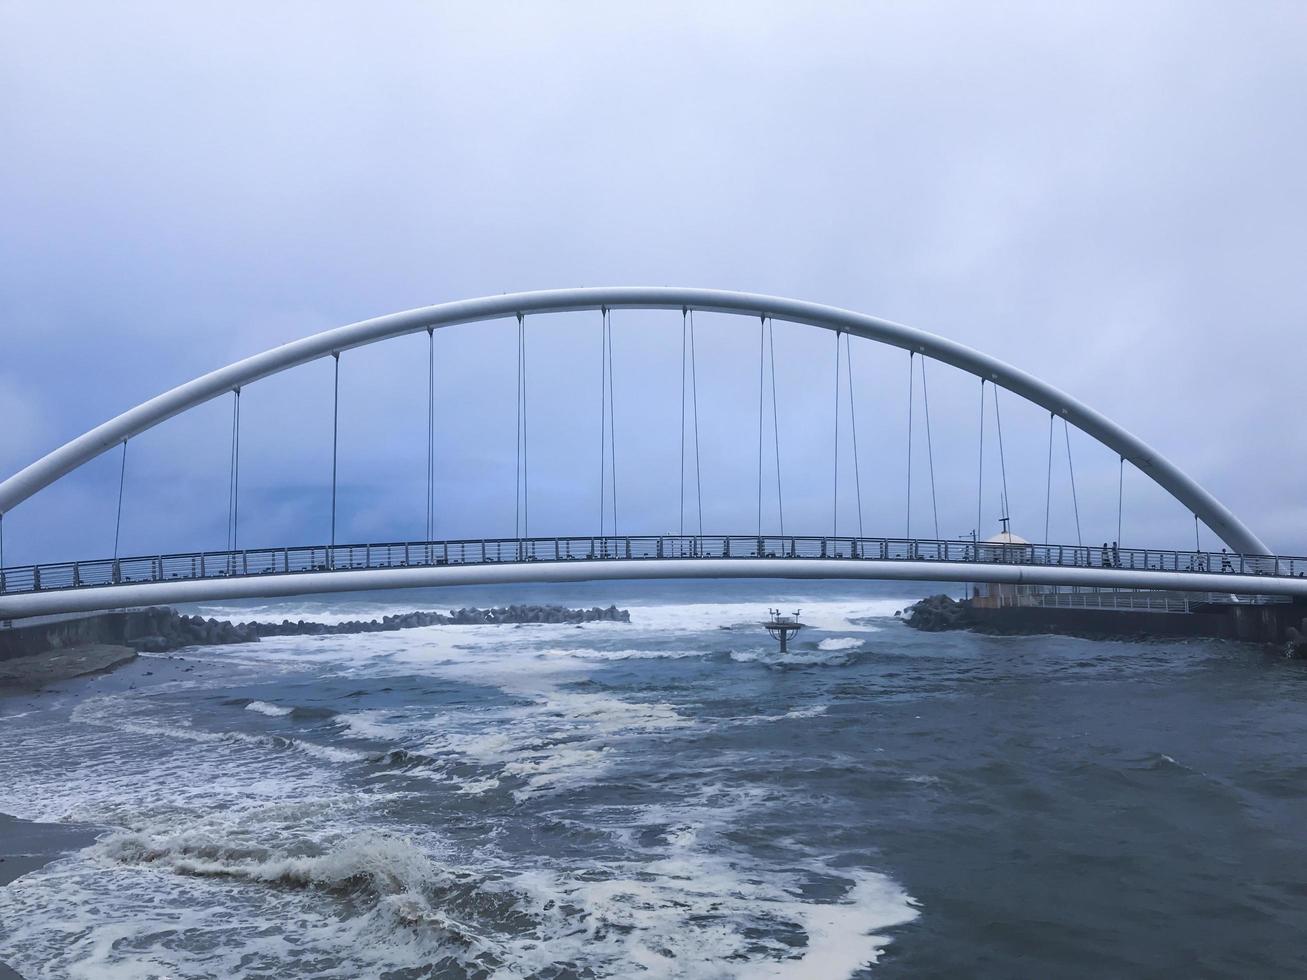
[245, 700, 293, 717]
[71, 696, 372, 765]
[52, 816, 919, 980]
[818, 637, 863, 651]
[99, 828, 436, 899]
[729, 648, 856, 668]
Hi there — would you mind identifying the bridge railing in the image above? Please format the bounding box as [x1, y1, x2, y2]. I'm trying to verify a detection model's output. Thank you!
[1, 534, 1304, 596]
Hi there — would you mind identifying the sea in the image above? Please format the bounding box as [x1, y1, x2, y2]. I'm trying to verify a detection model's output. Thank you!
[1, 579, 1305, 979]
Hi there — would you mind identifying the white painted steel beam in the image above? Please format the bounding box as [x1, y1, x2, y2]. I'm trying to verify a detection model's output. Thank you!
[0, 288, 1271, 555]
[2, 559, 1302, 620]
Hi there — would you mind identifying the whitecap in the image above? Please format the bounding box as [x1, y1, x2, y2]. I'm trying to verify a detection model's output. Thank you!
[245, 700, 293, 717]
[817, 637, 863, 651]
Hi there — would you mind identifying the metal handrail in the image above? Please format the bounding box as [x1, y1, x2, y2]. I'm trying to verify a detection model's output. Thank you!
[2, 534, 1304, 596]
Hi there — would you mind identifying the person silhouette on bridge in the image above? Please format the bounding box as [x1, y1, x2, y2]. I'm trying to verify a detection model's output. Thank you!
[1101, 543, 1111, 567]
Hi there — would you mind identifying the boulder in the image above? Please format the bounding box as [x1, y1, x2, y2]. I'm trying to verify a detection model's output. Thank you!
[902, 594, 972, 632]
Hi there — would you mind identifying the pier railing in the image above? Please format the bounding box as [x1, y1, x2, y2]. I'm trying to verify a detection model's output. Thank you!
[2, 534, 1304, 596]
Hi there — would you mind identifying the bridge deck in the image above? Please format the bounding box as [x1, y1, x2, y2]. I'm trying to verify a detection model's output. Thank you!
[3, 534, 1302, 597]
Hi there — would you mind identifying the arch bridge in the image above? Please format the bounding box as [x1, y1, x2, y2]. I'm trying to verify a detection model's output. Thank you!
[2, 287, 1301, 620]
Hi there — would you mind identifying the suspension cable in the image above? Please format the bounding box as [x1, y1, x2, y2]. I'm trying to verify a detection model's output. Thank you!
[599, 309, 607, 539]
[977, 379, 985, 539]
[1116, 456, 1124, 547]
[427, 327, 434, 543]
[331, 352, 340, 550]
[1062, 417, 1083, 547]
[757, 316, 765, 538]
[515, 314, 522, 542]
[515, 313, 528, 543]
[992, 385, 1011, 527]
[906, 352, 914, 538]
[679, 309, 687, 539]
[1043, 413, 1054, 543]
[226, 391, 237, 553]
[517, 318, 522, 540]
[606, 309, 617, 537]
[113, 438, 128, 561]
[832, 330, 841, 538]
[1194, 514, 1202, 552]
[227, 388, 241, 555]
[769, 318, 785, 538]
[689, 310, 703, 538]
[919, 355, 940, 541]
[843, 333, 862, 538]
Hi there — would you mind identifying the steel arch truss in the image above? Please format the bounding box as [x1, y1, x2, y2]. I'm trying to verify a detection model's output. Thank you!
[0, 287, 1270, 557]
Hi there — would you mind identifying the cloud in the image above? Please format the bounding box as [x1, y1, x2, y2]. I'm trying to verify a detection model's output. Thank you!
[2, 1, 1305, 563]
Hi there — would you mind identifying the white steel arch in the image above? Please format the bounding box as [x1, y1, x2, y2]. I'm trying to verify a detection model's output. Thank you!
[0, 287, 1271, 556]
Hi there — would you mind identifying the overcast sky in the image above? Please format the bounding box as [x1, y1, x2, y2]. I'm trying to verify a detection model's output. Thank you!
[2, 1, 1305, 566]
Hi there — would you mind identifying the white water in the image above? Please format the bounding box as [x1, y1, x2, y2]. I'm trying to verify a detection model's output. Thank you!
[0, 590, 922, 978]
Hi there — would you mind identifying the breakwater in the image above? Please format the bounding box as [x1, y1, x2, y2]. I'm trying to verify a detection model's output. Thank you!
[0, 604, 630, 661]
[901, 594, 1307, 655]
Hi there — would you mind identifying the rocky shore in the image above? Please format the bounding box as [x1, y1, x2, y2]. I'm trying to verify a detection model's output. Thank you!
[899, 594, 973, 632]
[0, 604, 632, 667]
[126, 604, 631, 651]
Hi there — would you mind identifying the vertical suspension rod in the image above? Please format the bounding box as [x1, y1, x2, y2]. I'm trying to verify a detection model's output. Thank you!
[517, 316, 522, 540]
[1117, 456, 1124, 547]
[606, 309, 616, 538]
[226, 388, 241, 561]
[679, 309, 687, 540]
[993, 385, 1011, 526]
[832, 331, 841, 539]
[331, 352, 340, 551]
[844, 334, 864, 539]
[689, 310, 704, 539]
[1044, 413, 1054, 544]
[757, 316, 765, 538]
[920, 356, 940, 542]
[598, 309, 607, 540]
[976, 380, 986, 540]
[113, 438, 128, 562]
[906, 352, 915, 539]
[769, 318, 784, 538]
[426, 327, 434, 544]
[1063, 418, 1083, 547]
[515, 313, 525, 544]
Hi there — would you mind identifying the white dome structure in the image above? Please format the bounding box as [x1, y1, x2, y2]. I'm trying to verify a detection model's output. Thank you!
[983, 531, 1030, 546]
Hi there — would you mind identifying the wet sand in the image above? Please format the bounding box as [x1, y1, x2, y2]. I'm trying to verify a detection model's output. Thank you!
[1, 813, 101, 980]
[0, 645, 136, 689]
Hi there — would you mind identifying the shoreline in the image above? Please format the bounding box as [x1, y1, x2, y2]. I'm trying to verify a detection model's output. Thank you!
[0, 812, 102, 980]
